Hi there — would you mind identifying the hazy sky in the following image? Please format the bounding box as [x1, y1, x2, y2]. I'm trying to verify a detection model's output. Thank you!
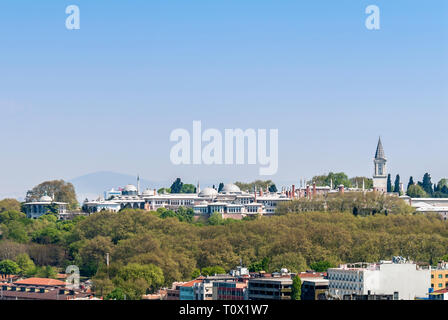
[0, 0, 447, 198]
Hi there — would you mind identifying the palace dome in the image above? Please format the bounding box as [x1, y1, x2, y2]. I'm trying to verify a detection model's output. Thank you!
[198, 187, 218, 198]
[39, 195, 53, 202]
[123, 184, 137, 192]
[221, 183, 241, 194]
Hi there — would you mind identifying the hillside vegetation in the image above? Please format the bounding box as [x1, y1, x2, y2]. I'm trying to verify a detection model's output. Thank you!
[1, 194, 448, 298]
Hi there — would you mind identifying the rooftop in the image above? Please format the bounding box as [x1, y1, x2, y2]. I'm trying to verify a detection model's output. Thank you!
[14, 277, 66, 287]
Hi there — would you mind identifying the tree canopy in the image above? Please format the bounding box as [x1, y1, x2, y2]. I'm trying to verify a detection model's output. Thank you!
[26, 180, 78, 209]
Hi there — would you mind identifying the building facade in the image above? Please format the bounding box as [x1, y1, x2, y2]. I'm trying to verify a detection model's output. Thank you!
[248, 277, 292, 300]
[23, 195, 67, 219]
[431, 261, 448, 290]
[328, 259, 430, 300]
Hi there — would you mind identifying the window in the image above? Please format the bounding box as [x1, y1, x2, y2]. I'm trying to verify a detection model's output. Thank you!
[438, 283, 443, 288]
[439, 274, 443, 279]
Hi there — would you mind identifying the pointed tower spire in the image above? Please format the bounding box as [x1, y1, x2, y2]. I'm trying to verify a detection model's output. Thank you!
[375, 137, 386, 160]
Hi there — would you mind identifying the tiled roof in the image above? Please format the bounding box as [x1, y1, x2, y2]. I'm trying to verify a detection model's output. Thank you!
[180, 279, 203, 287]
[14, 277, 66, 287]
[432, 288, 448, 294]
[0, 287, 92, 300]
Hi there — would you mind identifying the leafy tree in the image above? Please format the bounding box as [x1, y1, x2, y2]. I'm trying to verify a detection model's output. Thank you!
[249, 257, 270, 272]
[15, 253, 35, 276]
[180, 184, 196, 194]
[208, 212, 224, 225]
[0, 199, 21, 213]
[312, 172, 352, 188]
[115, 263, 164, 294]
[106, 287, 125, 300]
[170, 178, 183, 194]
[407, 185, 427, 198]
[310, 260, 335, 272]
[0, 259, 21, 275]
[269, 184, 278, 192]
[191, 268, 201, 278]
[34, 265, 57, 278]
[270, 252, 307, 273]
[0, 210, 26, 224]
[350, 177, 373, 189]
[201, 266, 226, 276]
[394, 175, 401, 194]
[26, 180, 78, 210]
[234, 180, 275, 192]
[218, 183, 224, 193]
[387, 174, 392, 193]
[32, 227, 62, 244]
[291, 275, 302, 300]
[442, 185, 448, 195]
[437, 179, 448, 194]
[3, 220, 29, 243]
[157, 188, 171, 194]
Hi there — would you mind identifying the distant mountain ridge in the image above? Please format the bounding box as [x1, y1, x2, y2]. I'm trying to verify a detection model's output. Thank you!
[69, 171, 162, 202]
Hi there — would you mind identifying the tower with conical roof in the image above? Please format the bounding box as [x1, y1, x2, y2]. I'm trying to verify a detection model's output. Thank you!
[373, 137, 387, 192]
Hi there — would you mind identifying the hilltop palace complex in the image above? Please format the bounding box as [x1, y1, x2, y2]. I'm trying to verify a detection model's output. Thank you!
[23, 138, 448, 220]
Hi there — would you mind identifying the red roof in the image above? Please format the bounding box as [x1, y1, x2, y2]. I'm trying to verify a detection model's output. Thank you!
[14, 278, 66, 287]
[180, 279, 203, 287]
[432, 288, 448, 294]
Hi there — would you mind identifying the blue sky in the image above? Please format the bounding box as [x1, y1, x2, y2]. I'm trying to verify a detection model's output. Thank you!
[0, 0, 447, 198]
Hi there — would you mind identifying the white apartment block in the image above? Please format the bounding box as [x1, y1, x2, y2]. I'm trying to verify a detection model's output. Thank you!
[328, 260, 431, 300]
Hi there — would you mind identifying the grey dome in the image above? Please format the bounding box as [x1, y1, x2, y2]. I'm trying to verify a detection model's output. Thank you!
[198, 187, 218, 198]
[221, 183, 241, 194]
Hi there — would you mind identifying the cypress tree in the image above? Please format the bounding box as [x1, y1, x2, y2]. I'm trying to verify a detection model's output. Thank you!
[421, 173, 433, 196]
[394, 174, 401, 194]
[291, 275, 302, 300]
[387, 174, 392, 193]
[407, 176, 414, 191]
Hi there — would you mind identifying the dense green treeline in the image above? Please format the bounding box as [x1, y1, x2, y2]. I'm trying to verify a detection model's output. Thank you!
[1, 194, 448, 298]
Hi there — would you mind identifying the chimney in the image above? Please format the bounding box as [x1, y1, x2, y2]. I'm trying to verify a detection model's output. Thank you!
[292, 185, 295, 199]
[306, 185, 310, 199]
[260, 189, 263, 197]
[313, 183, 317, 197]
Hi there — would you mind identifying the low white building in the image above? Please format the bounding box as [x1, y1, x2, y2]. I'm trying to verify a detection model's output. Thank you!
[23, 195, 67, 219]
[328, 259, 431, 300]
[400, 196, 448, 220]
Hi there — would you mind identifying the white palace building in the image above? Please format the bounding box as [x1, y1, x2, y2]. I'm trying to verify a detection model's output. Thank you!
[82, 183, 293, 219]
[80, 138, 394, 219]
[21, 137, 445, 220]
